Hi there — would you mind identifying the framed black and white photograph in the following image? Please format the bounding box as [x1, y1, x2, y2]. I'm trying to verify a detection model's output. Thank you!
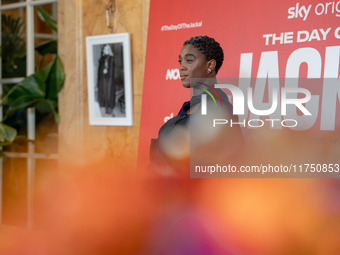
[86, 33, 133, 126]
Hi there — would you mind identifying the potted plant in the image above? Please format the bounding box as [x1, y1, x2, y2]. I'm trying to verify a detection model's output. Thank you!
[0, 6, 65, 150]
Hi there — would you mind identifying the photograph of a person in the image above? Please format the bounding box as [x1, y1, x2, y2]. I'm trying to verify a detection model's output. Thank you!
[86, 33, 133, 126]
[96, 43, 124, 117]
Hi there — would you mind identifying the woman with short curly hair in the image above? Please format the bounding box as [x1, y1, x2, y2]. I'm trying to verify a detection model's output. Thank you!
[149, 35, 242, 175]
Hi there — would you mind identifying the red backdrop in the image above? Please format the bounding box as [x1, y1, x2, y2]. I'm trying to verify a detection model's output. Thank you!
[138, 0, 340, 167]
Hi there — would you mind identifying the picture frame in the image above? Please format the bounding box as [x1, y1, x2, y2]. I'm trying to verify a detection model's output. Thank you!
[86, 33, 133, 126]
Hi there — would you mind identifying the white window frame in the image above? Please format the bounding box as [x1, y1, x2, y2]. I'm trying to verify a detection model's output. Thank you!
[0, 0, 58, 229]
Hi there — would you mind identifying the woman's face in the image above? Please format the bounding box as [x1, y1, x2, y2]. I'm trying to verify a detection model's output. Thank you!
[179, 44, 211, 88]
[103, 45, 113, 56]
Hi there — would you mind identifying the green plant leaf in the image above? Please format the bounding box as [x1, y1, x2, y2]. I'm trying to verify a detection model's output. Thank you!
[35, 99, 54, 114]
[35, 40, 57, 56]
[19, 76, 47, 96]
[36, 6, 57, 32]
[34, 60, 55, 82]
[35, 99, 60, 122]
[2, 76, 46, 104]
[0, 56, 64, 122]
[0, 76, 46, 120]
[4, 97, 40, 120]
[0, 123, 17, 146]
[47, 56, 65, 99]
[0, 83, 33, 107]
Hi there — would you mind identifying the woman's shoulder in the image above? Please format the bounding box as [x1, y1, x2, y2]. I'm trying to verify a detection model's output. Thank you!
[158, 112, 188, 136]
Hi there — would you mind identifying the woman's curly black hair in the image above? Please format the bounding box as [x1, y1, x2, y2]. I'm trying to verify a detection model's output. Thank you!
[183, 35, 224, 74]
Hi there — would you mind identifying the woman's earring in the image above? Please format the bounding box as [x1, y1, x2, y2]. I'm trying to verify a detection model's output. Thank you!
[207, 69, 211, 73]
